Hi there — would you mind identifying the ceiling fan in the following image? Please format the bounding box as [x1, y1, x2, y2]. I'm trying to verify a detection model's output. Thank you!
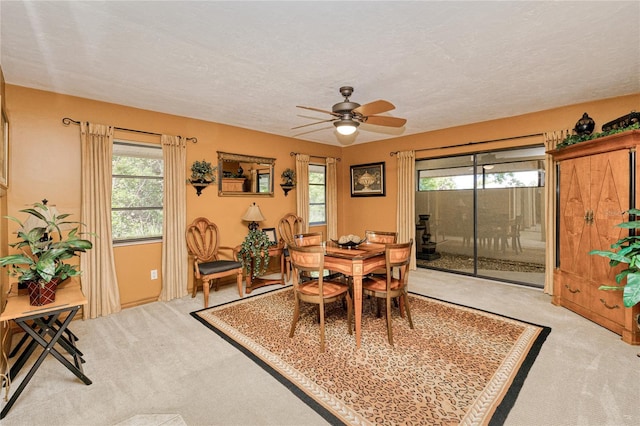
[293, 86, 407, 136]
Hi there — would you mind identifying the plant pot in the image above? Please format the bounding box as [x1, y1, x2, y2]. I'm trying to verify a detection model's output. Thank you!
[27, 280, 58, 306]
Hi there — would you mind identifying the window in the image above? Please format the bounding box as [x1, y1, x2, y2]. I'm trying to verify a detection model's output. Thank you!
[308, 164, 326, 225]
[112, 141, 163, 243]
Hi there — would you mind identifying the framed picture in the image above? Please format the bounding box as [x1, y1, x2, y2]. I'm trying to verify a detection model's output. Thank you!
[262, 227, 278, 245]
[0, 108, 8, 189]
[350, 162, 385, 197]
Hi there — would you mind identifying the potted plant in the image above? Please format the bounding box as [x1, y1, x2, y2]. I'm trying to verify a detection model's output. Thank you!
[280, 168, 296, 196]
[189, 159, 217, 196]
[589, 208, 640, 308]
[0, 201, 93, 306]
[238, 229, 271, 278]
[189, 159, 216, 183]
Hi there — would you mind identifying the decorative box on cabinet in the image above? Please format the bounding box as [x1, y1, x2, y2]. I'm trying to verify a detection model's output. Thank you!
[549, 130, 640, 344]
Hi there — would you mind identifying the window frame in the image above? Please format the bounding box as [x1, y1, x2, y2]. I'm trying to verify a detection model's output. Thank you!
[308, 163, 326, 226]
[111, 140, 164, 245]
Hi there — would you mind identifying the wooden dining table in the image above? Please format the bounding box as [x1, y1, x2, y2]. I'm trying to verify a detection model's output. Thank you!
[323, 241, 387, 348]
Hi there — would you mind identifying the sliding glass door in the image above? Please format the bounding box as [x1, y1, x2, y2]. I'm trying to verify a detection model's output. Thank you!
[415, 146, 546, 287]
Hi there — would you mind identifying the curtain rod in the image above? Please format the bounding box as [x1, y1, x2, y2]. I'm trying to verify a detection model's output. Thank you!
[62, 117, 198, 143]
[290, 152, 341, 162]
[389, 132, 544, 156]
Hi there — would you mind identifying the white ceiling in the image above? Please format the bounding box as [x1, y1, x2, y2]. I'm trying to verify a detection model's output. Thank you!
[1, 1, 639, 146]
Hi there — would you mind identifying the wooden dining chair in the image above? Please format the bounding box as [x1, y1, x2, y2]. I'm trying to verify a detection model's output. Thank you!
[186, 217, 244, 308]
[365, 230, 398, 277]
[288, 245, 352, 352]
[364, 230, 398, 245]
[278, 214, 306, 281]
[362, 240, 414, 345]
[293, 232, 323, 247]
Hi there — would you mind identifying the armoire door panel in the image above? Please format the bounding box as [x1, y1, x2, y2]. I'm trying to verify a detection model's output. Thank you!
[591, 150, 629, 283]
[559, 157, 590, 276]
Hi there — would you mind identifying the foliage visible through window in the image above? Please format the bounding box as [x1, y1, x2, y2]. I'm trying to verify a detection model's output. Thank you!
[112, 142, 163, 242]
[309, 164, 326, 225]
[419, 160, 544, 191]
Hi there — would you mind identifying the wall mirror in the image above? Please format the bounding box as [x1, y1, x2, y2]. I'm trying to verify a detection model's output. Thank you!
[217, 151, 275, 196]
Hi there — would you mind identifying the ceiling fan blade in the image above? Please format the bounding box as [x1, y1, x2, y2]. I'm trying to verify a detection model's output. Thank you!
[296, 105, 340, 117]
[352, 100, 395, 116]
[364, 115, 407, 127]
[291, 118, 336, 130]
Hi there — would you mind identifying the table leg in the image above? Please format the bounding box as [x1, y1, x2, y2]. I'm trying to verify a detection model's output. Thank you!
[352, 261, 364, 348]
[1, 306, 91, 420]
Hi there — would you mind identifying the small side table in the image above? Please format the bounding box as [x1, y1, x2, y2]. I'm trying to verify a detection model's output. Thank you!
[245, 244, 285, 294]
[0, 285, 92, 419]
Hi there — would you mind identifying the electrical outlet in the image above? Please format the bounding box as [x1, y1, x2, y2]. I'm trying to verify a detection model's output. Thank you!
[150, 269, 158, 280]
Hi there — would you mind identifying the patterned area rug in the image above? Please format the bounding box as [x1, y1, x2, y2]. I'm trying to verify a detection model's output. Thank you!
[192, 288, 550, 426]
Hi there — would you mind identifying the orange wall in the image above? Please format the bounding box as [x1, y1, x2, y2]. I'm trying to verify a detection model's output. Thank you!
[3, 83, 638, 307]
[4, 85, 341, 306]
[339, 94, 640, 236]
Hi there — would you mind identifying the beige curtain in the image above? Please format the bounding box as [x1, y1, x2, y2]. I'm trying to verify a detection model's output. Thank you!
[543, 130, 569, 295]
[159, 135, 188, 301]
[326, 157, 338, 240]
[397, 150, 416, 270]
[80, 122, 121, 319]
[296, 154, 310, 232]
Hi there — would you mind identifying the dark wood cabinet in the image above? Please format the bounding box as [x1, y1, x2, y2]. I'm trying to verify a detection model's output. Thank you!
[550, 130, 640, 344]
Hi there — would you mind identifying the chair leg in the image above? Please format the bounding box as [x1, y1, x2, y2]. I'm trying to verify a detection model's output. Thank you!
[192, 278, 198, 298]
[289, 296, 300, 338]
[386, 295, 393, 345]
[319, 302, 326, 352]
[403, 292, 414, 329]
[285, 259, 291, 282]
[236, 272, 243, 297]
[203, 280, 210, 308]
[346, 292, 353, 335]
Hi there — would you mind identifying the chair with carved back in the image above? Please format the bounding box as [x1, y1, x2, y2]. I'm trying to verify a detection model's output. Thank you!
[186, 217, 243, 308]
[278, 214, 306, 281]
[362, 240, 414, 345]
[288, 245, 352, 352]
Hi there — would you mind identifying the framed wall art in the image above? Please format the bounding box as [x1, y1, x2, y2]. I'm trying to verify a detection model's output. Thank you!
[0, 108, 8, 189]
[350, 161, 385, 197]
[262, 227, 278, 245]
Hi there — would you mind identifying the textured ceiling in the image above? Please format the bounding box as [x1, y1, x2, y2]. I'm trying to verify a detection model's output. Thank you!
[1, 1, 639, 146]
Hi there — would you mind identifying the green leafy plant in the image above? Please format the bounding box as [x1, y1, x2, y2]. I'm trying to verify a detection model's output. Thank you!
[190, 159, 216, 183]
[238, 229, 271, 278]
[0, 202, 94, 288]
[556, 122, 639, 149]
[281, 168, 296, 185]
[589, 208, 640, 308]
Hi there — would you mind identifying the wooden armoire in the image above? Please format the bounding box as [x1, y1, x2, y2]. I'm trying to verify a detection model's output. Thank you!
[550, 129, 640, 344]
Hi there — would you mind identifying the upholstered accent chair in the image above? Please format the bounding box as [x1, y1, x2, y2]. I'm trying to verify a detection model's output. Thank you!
[186, 217, 243, 308]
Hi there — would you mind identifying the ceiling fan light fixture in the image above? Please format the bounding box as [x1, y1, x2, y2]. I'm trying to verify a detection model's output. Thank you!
[334, 119, 359, 136]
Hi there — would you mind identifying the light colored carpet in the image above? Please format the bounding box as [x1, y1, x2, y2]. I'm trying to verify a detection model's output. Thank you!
[1, 269, 639, 425]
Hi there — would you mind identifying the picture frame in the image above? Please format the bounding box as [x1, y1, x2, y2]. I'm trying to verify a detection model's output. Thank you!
[262, 227, 278, 245]
[0, 108, 8, 189]
[350, 161, 385, 197]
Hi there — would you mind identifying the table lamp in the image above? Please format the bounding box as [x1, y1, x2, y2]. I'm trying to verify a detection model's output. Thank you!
[242, 202, 265, 231]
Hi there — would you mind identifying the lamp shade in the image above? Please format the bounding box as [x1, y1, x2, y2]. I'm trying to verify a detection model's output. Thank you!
[242, 203, 265, 222]
[242, 203, 265, 231]
[21, 203, 71, 233]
